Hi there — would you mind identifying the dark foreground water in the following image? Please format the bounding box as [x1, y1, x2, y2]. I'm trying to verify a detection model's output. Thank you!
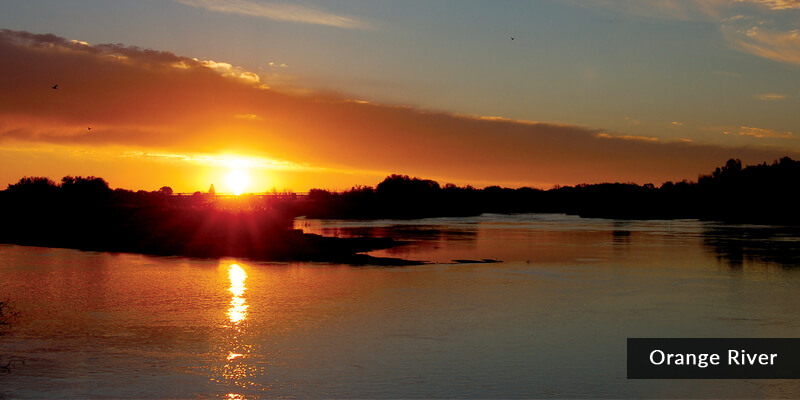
[1, 213, 800, 398]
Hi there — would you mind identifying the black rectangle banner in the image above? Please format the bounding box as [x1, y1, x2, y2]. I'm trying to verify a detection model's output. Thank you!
[628, 338, 800, 379]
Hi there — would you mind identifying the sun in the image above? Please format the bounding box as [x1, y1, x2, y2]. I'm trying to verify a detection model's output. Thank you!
[226, 169, 249, 196]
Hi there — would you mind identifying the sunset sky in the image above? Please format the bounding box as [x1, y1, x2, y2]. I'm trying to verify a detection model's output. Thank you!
[1, 0, 799, 193]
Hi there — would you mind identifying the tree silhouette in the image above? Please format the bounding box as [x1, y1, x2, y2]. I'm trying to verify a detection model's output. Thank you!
[298, 157, 800, 223]
[5, 176, 58, 195]
[61, 176, 110, 192]
[1, 158, 798, 265]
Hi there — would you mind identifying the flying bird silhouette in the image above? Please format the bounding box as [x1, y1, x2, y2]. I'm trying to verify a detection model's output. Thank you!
[88, 127, 92, 131]
[510, 37, 515, 40]
[52, 84, 58, 89]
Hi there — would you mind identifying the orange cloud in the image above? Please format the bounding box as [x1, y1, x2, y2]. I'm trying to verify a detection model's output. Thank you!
[234, 113, 263, 121]
[173, 0, 372, 29]
[578, 0, 731, 21]
[737, 126, 794, 138]
[197, 59, 262, 85]
[742, 0, 800, 10]
[756, 93, 789, 100]
[724, 25, 800, 65]
[1, 29, 798, 191]
[596, 133, 660, 142]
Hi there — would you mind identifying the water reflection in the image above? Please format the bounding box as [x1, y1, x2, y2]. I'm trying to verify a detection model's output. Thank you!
[227, 264, 248, 324]
[295, 218, 481, 262]
[701, 225, 800, 268]
[223, 263, 252, 397]
[611, 229, 632, 245]
[6, 217, 800, 398]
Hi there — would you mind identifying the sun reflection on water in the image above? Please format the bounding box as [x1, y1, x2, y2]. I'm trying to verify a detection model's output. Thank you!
[227, 264, 248, 324]
[221, 262, 254, 397]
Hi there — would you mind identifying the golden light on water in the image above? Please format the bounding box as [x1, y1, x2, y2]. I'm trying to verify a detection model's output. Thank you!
[221, 262, 252, 397]
[227, 263, 248, 324]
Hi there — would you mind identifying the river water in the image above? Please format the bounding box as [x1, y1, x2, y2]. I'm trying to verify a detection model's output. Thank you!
[1, 213, 799, 398]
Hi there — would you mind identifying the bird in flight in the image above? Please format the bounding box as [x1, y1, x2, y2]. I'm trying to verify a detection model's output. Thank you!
[511, 36, 515, 40]
[87, 127, 92, 131]
[52, 84, 58, 89]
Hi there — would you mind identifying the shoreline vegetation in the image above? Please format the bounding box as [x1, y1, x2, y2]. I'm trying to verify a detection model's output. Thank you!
[300, 157, 799, 223]
[1, 158, 797, 264]
[0, 178, 409, 265]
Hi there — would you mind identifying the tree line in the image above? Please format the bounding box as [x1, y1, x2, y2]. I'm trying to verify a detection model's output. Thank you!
[1, 157, 797, 243]
[297, 157, 799, 223]
[0, 176, 397, 263]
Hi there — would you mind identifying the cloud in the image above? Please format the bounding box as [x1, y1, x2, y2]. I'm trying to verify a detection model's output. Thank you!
[583, 0, 800, 20]
[713, 70, 742, 78]
[120, 150, 312, 171]
[234, 113, 263, 121]
[581, 1, 800, 66]
[197, 59, 262, 85]
[596, 133, 660, 142]
[173, 0, 371, 29]
[737, 126, 794, 138]
[724, 25, 800, 65]
[756, 93, 789, 100]
[0, 29, 265, 87]
[575, 0, 735, 21]
[721, 3, 800, 66]
[1, 29, 798, 189]
[624, 116, 640, 125]
[741, 0, 800, 10]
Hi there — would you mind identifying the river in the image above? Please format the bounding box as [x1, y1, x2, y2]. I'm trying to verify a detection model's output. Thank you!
[1, 214, 799, 398]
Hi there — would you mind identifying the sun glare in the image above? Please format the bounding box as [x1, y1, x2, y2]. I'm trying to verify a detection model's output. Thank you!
[227, 263, 247, 324]
[226, 169, 249, 196]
